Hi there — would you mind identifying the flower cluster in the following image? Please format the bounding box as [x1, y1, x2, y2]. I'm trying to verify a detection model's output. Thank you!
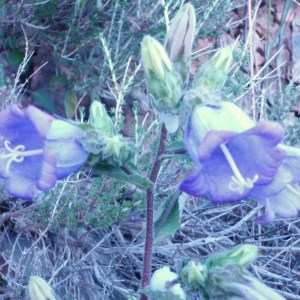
[0, 104, 88, 200]
[180, 101, 300, 223]
[141, 4, 196, 133]
[81, 100, 133, 165]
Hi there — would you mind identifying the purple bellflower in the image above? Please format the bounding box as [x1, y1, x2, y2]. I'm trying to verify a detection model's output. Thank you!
[179, 102, 293, 222]
[251, 144, 300, 223]
[0, 104, 88, 200]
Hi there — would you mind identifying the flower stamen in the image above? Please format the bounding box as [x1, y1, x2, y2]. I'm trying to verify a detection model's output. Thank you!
[286, 184, 300, 196]
[220, 143, 259, 194]
[0, 140, 43, 174]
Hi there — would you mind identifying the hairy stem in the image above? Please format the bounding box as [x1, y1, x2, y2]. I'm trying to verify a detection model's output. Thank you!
[140, 124, 167, 300]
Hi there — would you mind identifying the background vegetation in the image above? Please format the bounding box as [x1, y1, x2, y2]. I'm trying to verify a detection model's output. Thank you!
[0, 0, 299, 299]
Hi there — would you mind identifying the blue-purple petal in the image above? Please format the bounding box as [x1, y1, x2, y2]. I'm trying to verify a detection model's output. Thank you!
[186, 102, 254, 162]
[45, 120, 88, 178]
[251, 166, 300, 223]
[6, 174, 37, 200]
[37, 151, 57, 190]
[23, 105, 54, 138]
[0, 104, 88, 199]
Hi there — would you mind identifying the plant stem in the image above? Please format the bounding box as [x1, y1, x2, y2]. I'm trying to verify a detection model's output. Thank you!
[140, 124, 167, 300]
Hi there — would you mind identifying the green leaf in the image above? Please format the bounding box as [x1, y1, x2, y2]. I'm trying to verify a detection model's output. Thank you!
[50, 74, 68, 91]
[94, 164, 153, 190]
[154, 192, 187, 242]
[64, 91, 78, 119]
[6, 50, 28, 72]
[32, 89, 56, 113]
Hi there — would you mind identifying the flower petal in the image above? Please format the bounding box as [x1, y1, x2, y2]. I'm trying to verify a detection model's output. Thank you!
[186, 102, 254, 162]
[6, 174, 37, 200]
[23, 105, 54, 138]
[37, 151, 57, 190]
[45, 120, 88, 178]
[180, 166, 248, 202]
[251, 167, 300, 223]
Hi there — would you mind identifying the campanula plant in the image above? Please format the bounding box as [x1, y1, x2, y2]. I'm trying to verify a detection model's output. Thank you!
[0, 103, 88, 200]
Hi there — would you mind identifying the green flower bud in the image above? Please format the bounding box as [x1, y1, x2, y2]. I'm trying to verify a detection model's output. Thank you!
[205, 244, 258, 269]
[165, 4, 196, 62]
[192, 45, 234, 104]
[243, 274, 285, 300]
[205, 265, 285, 300]
[89, 100, 114, 136]
[165, 3, 196, 80]
[181, 260, 207, 291]
[141, 36, 182, 110]
[103, 134, 133, 165]
[150, 266, 186, 300]
[28, 276, 56, 300]
[142, 35, 172, 81]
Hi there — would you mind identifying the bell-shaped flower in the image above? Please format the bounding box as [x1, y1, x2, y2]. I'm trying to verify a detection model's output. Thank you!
[0, 104, 88, 200]
[250, 144, 300, 224]
[179, 102, 286, 203]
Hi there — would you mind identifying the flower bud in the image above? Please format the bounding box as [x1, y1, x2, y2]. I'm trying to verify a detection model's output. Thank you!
[103, 134, 133, 165]
[192, 45, 234, 104]
[28, 276, 56, 300]
[165, 4, 196, 62]
[88, 100, 114, 137]
[142, 35, 173, 81]
[165, 3, 196, 80]
[141, 35, 182, 110]
[181, 260, 207, 291]
[150, 266, 186, 300]
[205, 265, 285, 300]
[243, 274, 285, 300]
[205, 244, 258, 269]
